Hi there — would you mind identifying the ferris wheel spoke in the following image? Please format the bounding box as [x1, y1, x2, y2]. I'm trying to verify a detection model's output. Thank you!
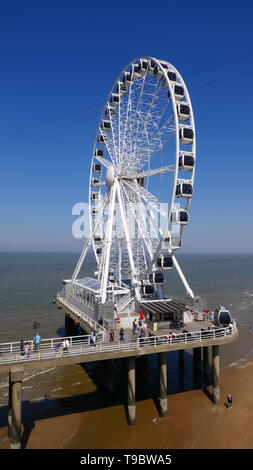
[132, 114, 175, 168]
[107, 103, 120, 168]
[124, 180, 168, 220]
[94, 155, 113, 169]
[121, 182, 154, 260]
[99, 184, 117, 303]
[71, 192, 109, 284]
[98, 128, 117, 170]
[115, 180, 141, 299]
[123, 164, 175, 179]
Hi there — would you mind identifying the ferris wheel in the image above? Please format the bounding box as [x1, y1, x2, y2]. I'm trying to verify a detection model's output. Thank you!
[72, 56, 196, 304]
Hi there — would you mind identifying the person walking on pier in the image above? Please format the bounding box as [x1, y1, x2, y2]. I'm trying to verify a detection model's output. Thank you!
[33, 332, 41, 351]
[63, 338, 69, 353]
[109, 329, 114, 342]
[132, 318, 138, 334]
[119, 327, 125, 341]
[20, 339, 25, 357]
[226, 394, 233, 410]
[24, 342, 30, 357]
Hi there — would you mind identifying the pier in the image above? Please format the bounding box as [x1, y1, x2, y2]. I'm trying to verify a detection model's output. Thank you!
[0, 307, 238, 449]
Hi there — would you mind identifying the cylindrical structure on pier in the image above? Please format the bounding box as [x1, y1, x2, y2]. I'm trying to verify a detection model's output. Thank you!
[193, 347, 202, 389]
[203, 346, 209, 378]
[9, 367, 24, 449]
[212, 345, 220, 403]
[179, 349, 184, 369]
[159, 352, 167, 417]
[127, 357, 136, 425]
[8, 372, 12, 438]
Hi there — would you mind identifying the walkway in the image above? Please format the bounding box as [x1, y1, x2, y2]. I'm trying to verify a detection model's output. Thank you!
[0, 322, 238, 372]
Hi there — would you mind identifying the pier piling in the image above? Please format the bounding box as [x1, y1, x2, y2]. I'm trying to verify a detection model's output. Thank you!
[179, 349, 184, 369]
[9, 366, 24, 449]
[127, 357, 136, 425]
[203, 346, 209, 379]
[193, 347, 202, 388]
[212, 345, 220, 403]
[159, 352, 167, 417]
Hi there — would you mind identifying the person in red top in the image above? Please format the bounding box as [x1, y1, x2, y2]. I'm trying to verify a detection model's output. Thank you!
[139, 309, 145, 320]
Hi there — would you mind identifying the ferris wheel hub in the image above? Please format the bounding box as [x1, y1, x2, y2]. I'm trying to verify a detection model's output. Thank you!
[105, 165, 115, 186]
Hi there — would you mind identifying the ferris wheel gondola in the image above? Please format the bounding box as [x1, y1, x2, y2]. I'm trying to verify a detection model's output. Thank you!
[71, 56, 196, 304]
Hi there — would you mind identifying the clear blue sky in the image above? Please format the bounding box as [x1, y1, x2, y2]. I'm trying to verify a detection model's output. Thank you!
[0, 0, 252, 253]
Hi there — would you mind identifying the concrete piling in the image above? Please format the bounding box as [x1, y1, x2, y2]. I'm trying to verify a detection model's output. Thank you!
[212, 345, 220, 403]
[193, 347, 202, 388]
[203, 346, 209, 379]
[9, 367, 24, 449]
[179, 349, 184, 369]
[127, 357, 136, 425]
[159, 352, 167, 417]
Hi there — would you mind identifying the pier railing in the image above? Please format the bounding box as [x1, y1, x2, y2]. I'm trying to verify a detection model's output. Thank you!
[0, 322, 237, 366]
[56, 292, 107, 340]
[0, 333, 104, 356]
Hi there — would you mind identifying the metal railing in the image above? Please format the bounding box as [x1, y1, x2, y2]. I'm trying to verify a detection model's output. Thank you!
[56, 293, 107, 340]
[0, 322, 237, 367]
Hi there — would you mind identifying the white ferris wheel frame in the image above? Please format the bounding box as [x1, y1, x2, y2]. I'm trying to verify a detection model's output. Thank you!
[72, 56, 196, 302]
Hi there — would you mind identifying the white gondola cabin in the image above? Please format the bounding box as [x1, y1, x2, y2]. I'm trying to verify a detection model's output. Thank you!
[171, 209, 189, 225]
[98, 134, 107, 145]
[162, 235, 182, 250]
[101, 120, 111, 131]
[109, 271, 115, 283]
[91, 177, 101, 187]
[110, 93, 120, 106]
[149, 272, 165, 284]
[96, 247, 102, 255]
[133, 63, 141, 78]
[141, 284, 155, 296]
[94, 235, 102, 243]
[93, 163, 102, 173]
[214, 307, 232, 326]
[157, 255, 173, 269]
[105, 105, 115, 117]
[178, 153, 195, 170]
[117, 82, 127, 95]
[161, 70, 177, 86]
[137, 59, 148, 74]
[179, 126, 194, 144]
[177, 103, 191, 121]
[176, 182, 193, 198]
[168, 83, 184, 101]
[123, 72, 133, 86]
[94, 149, 103, 158]
[91, 207, 98, 216]
[148, 60, 156, 74]
[90, 192, 99, 202]
[154, 62, 169, 78]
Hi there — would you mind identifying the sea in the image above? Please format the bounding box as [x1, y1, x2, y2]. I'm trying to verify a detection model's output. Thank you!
[0, 252, 253, 448]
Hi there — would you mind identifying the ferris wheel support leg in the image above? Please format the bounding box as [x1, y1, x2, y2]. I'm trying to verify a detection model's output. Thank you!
[100, 184, 117, 304]
[171, 255, 194, 299]
[116, 181, 140, 301]
[71, 194, 108, 284]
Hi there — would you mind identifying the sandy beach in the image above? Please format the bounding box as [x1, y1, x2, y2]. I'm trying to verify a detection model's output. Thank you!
[0, 357, 253, 450]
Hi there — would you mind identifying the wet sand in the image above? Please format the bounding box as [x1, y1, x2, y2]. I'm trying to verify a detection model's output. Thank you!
[1, 359, 253, 449]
